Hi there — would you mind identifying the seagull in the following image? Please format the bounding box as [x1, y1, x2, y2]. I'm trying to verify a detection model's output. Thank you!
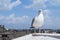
[31, 9, 44, 28]
[30, 9, 44, 33]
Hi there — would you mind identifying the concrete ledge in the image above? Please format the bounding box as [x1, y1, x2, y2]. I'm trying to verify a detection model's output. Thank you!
[32, 33, 60, 36]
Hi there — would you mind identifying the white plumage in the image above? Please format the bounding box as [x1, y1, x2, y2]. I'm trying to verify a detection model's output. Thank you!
[31, 9, 44, 28]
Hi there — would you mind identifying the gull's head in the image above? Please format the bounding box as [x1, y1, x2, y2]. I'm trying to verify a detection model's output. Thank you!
[38, 10, 41, 13]
[38, 9, 43, 15]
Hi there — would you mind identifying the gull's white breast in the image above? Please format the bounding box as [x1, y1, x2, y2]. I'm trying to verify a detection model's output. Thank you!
[33, 13, 44, 28]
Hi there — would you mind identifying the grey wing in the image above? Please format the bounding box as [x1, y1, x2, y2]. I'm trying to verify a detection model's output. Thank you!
[31, 18, 35, 27]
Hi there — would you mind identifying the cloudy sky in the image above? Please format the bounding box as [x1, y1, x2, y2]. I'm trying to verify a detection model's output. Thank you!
[0, 0, 60, 29]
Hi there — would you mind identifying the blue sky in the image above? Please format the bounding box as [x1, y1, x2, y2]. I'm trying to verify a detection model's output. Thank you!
[0, 0, 60, 29]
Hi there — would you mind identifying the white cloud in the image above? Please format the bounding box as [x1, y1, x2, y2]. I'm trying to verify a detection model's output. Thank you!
[0, 0, 21, 10]
[44, 17, 60, 29]
[0, 15, 4, 20]
[25, 0, 60, 9]
[42, 9, 60, 29]
[49, 0, 60, 6]
[0, 14, 31, 29]
[25, 0, 47, 9]
[43, 9, 53, 25]
[0, 14, 30, 24]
